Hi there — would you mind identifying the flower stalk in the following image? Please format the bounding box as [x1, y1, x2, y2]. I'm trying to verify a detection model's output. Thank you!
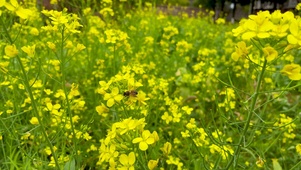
[226, 59, 268, 169]
[0, 16, 61, 169]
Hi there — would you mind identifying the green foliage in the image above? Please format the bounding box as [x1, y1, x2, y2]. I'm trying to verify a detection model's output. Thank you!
[1, 0, 301, 170]
[157, 0, 190, 6]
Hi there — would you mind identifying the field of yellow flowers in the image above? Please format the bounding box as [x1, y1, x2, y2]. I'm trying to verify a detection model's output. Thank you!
[1, 0, 301, 169]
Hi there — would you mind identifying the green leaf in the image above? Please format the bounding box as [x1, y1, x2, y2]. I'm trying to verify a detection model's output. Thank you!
[64, 159, 75, 170]
[272, 159, 282, 170]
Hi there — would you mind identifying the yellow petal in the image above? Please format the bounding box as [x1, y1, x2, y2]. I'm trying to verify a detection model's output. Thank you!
[132, 137, 143, 144]
[16, 8, 32, 19]
[242, 32, 256, 40]
[99, 81, 106, 86]
[0, 0, 5, 7]
[104, 93, 111, 100]
[46, 103, 53, 110]
[245, 20, 256, 31]
[5, 3, 15, 11]
[139, 141, 148, 151]
[114, 94, 123, 102]
[146, 138, 155, 145]
[257, 32, 270, 38]
[287, 35, 298, 45]
[289, 73, 301, 80]
[128, 152, 135, 165]
[10, 0, 18, 7]
[231, 52, 239, 61]
[289, 20, 299, 35]
[142, 130, 151, 139]
[281, 64, 301, 80]
[54, 104, 61, 110]
[5, 44, 18, 57]
[148, 160, 159, 170]
[111, 87, 119, 95]
[107, 98, 114, 107]
[30, 117, 39, 125]
[119, 154, 128, 165]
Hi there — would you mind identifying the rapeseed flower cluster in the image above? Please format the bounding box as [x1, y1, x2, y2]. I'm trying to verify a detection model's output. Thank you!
[3, 0, 32, 19]
[1, 1, 301, 169]
[96, 117, 158, 169]
[218, 88, 236, 111]
[232, 10, 301, 80]
[274, 114, 296, 143]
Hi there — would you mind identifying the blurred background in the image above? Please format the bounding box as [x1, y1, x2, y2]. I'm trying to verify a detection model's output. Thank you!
[40, 0, 300, 22]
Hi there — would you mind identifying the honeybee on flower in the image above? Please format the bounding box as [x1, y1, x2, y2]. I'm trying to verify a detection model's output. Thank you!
[123, 90, 138, 97]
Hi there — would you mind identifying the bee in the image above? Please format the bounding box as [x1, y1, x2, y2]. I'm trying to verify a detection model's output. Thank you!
[123, 90, 138, 97]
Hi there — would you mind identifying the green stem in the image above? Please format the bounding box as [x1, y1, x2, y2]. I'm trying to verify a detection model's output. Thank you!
[59, 26, 78, 162]
[138, 0, 142, 10]
[0, 16, 61, 169]
[290, 160, 301, 170]
[225, 59, 267, 169]
[1, 23, 13, 44]
[16, 55, 61, 168]
[113, 44, 116, 75]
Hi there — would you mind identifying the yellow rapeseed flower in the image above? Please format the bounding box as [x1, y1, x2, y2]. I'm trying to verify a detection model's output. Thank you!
[29, 117, 39, 125]
[163, 26, 179, 39]
[182, 106, 193, 115]
[244, 11, 273, 39]
[5, 0, 32, 19]
[161, 142, 172, 156]
[44, 146, 57, 155]
[262, 46, 278, 62]
[176, 40, 192, 55]
[161, 112, 172, 124]
[0, 61, 9, 74]
[287, 18, 301, 46]
[296, 3, 301, 10]
[166, 156, 184, 169]
[96, 104, 109, 116]
[50, 0, 58, 5]
[148, 159, 159, 170]
[75, 43, 86, 52]
[256, 157, 266, 168]
[119, 152, 135, 170]
[99, 8, 114, 17]
[21, 132, 30, 140]
[103, 87, 123, 107]
[5, 44, 18, 58]
[136, 91, 149, 105]
[132, 130, 155, 151]
[233, 11, 274, 40]
[281, 63, 301, 80]
[216, 18, 226, 24]
[231, 41, 252, 61]
[29, 27, 39, 36]
[21, 45, 36, 58]
[47, 42, 56, 51]
[296, 144, 301, 154]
